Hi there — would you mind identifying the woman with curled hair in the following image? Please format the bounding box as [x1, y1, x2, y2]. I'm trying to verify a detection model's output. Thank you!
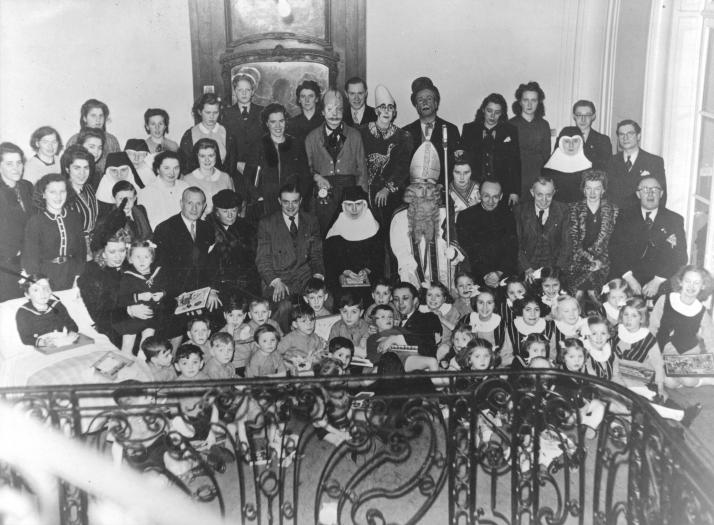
[182, 138, 234, 217]
[67, 99, 120, 178]
[143, 108, 178, 153]
[179, 93, 238, 180]
[62, 145, 99, 260]
[460, 93, 521, 206]
[242, 102, 310, 220]
[22, 173, 86, 290]
[24, 126, 63, 185]
[0, 142, 33, 300]
[286, 80, 324, 146]
[650, 265, 714, 388]
[509, 82, 551, 196]
[564, 170, 618, 306]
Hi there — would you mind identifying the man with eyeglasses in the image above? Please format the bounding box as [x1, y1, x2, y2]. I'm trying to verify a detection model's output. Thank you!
[572, 100, 612, 171]
[402, 76, 460, 183]
[609, 175, 686, 298]
[608, 119, 666, 209]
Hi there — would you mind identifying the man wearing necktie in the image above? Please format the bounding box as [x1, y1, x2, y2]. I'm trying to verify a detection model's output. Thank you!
[402, 77, 460, 185]
[256, 182, 325, 332]
[514, 176, 568, 281]
[607, 119, 667, 209]
[609, 175, 686, 299]
[343, 77, 376, 128]
[153, 187, 220, 345]
[223, 68, 265, 176]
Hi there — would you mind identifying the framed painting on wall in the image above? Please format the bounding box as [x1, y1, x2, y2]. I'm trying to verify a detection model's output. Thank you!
[229, 61, 330, 116]
[226, 0, 330, 46]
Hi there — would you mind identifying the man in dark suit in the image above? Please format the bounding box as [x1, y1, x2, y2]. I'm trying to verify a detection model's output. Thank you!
[572, 100, 612, 171]
[343, 77, 377, 128]
[457, 179, 518, 288]
[609, 175, 686, 298]
[392, 282, 442, 359]
[607, 119, 667, 209]
[153, 186, 219, 342]
[402, 76, 460, 184]
[222, 69, 265, 176]
[256, 182, 325, 331]
[515, 176, 569, 279]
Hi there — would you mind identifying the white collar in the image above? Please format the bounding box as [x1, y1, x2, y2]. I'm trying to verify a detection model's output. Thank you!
[584, 339, 611, 363]
[514, 317, 546, 334]
[283, 212, 298, 228]
[624, 149, 639, 163]
[670, 293, 703, 316]
[641, 207, 658, 221]
[191, 168, 221, 182]
[419, 303, 451, 316]
[555, 318, 588, 338]
[181, 214, 197, 233]
[470, 312, 501, 332]
[544, 135, 592, 172]
[352, 105, 365, 119]
[198, 122, 221, 135]
[617, 324, 650, 344]
[325, 207, 379, 241]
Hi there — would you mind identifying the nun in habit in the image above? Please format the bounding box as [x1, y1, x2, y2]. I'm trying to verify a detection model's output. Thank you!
[324, 186, 383, 304]
[541, 127, 592, 204]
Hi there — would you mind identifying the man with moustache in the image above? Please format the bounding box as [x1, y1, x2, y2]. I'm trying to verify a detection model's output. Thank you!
[402, 77, 460, 182]
[305, 89, 368, 235]
[457, 178, 518, 288]
[390, 141, 464, 289]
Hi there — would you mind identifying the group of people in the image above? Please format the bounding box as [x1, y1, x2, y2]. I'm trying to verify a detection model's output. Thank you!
[1, 70, 710, 424]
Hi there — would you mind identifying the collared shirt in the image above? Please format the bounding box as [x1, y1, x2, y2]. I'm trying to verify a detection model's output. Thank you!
[352, 105, 365, 124]
[535, 205, 550, 225]
[641, 207, 658, 222]
[181, 214, 197, 238]
[198, 122, 220, 135]
[240, 104, 251, 114]
[623, 149, 640, 165]
[421, 119, 436, 141]
[282, 212, 299, 231]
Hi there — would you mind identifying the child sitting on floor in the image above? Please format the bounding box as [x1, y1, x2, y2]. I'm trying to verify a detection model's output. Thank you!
[302, 277, 332, 317]
[511, 333, 551, 370]
[232, 298, 283, 377]
[277, 304, 327, 372]
[420, 281, 459, 344]
[16, 274, 78, 347]
[185, 316, 212, 355]
[142, 336, 177, 381]
[328, 336, 354, 373]
[204, 332, 236, 380]
[328, 292, 369, 357]
[440, 325, 475, 370]
[219, 294, 249, 339]
[453, 272, 477, 317]
[551, 295, 589, 346]
[246, 324, 287, 377]
[313, 356, 352, 446]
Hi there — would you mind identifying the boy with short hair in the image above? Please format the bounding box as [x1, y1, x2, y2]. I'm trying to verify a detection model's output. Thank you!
[328, 336, 354, 372]
[219, 294, 249, 338]
[205, 332, 236, 379]
[302, 277, 331, 317]
[174, 343, 210, 380]
[233, 298, 283, 376]
[142, 336, 177, 381]
[16, 274, 79, 347]
[245, 324, 287, 377]
[328, 292, 369, 357]
[277, 304, 326, 368]
[364, 278, 400, 325]
[185, 316, 211, 354]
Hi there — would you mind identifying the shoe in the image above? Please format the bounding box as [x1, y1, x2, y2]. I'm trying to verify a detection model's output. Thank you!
[681, 403, 703, 428]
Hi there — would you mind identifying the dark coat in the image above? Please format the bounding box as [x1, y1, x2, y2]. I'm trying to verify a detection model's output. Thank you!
[344, 105, 377, 128]
[583, 129, 612, 171]
[205, 214, 259, 295]
[609, 206, 687, 285]
[402, 116, 461, 182]
[460, 120, 521, 197]
[607, 149, 666, 209]
[222, 103, 266, 163]
[401, 309, 443, 358]
[78, 260, 124, 345]
[323, 230, 383, 293]
[0, 179, 33, 300]
[286, 112, 324, 147]
[515, 200, 569, 272]
[178, 127, 241, 191]
[243, 134, 311, 219]
[456, 202, 518, 283]
[565, 199, 619, 292]
[255, 211, 324, 293]
[152, 213, 215, 299]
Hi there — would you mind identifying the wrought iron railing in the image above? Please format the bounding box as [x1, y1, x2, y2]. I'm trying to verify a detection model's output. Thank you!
[0, 370, 713, 525]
